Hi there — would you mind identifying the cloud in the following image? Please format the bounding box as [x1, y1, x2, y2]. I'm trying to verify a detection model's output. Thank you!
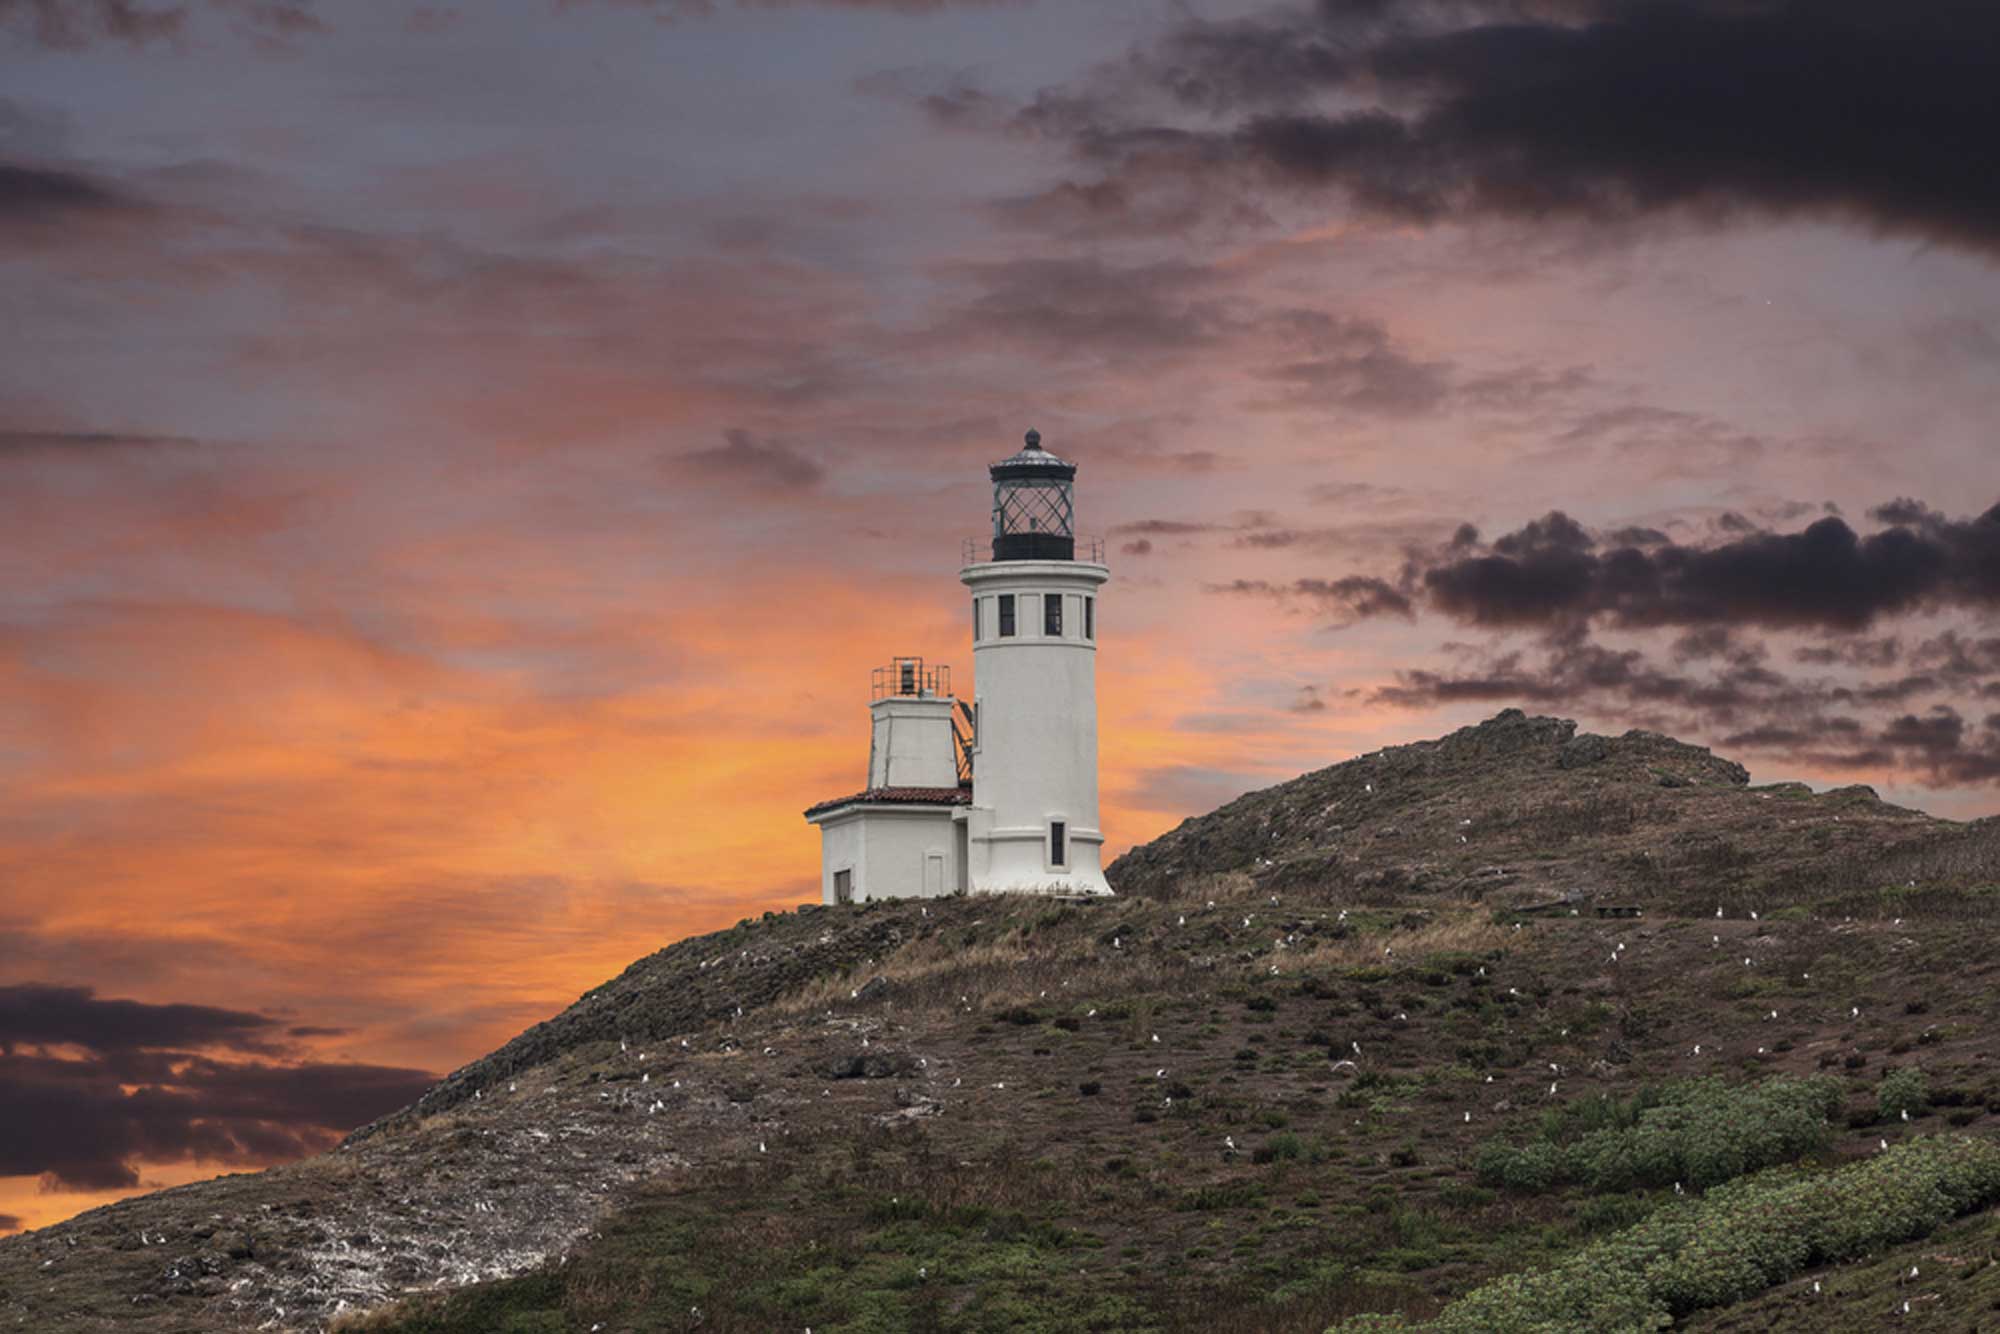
[1210, 575, 1415, 624]
[0, 981, 284, 1054]
[0, 428, 203, 457]
[677, 428, 823, 491]
[986, 0, 2000, 256]
[1399, 502, 2000, 633]
[0, 983, 435, 1191]
[0, 161, 145, 226]
[0, 0, 325, 48]
[0, 0, 183, 47]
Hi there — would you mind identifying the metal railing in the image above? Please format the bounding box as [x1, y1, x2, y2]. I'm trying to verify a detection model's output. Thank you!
[961, 535, 1106, 565]
[871, 657, 951, 700]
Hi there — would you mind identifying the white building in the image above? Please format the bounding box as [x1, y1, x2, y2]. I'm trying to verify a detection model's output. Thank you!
[804, 430, 1114, 902]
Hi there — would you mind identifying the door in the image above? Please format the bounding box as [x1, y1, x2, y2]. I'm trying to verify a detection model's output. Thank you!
[924, 852, 945, 897]
[833, 868, 853, 904]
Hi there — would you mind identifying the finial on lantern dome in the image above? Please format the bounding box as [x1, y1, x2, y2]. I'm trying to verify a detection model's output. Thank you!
[1025, 428, 1042, 451]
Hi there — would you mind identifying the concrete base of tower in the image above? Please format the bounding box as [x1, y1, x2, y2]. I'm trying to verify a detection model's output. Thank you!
[964, 820, 1115, 897]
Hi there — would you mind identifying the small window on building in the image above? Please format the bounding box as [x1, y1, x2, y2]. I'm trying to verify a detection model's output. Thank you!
[998, 594, 1016, 637]
[1045, 592, 1063, 636]
[1050, 820, 1067, 868]
[834, 868, 853, 904]
[973, 597, 983, 640]
[1085, 596, 1094, 640]
[900, 661, 917, 695]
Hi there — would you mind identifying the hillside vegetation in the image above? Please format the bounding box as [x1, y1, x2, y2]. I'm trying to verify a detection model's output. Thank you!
[5, 710, 2000, 1333]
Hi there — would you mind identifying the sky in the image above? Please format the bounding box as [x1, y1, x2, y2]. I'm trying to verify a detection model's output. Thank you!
[3, 0, 2000, 1233]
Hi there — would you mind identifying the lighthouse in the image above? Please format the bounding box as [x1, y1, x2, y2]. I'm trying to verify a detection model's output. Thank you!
[803, 429, 1114, 901]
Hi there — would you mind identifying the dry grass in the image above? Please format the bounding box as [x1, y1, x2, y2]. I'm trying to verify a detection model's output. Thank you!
[1285, 906, 1509, 972]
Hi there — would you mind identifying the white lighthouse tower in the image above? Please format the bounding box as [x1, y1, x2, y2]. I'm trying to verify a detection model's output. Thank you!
[961, 430, 1114, 897]
[803, 429, 1114, 901]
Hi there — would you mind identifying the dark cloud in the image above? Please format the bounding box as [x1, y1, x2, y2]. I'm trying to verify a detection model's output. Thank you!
[0, 1213, 18, 1233]
[678, 428, 823, 491]
[0, 0, 183, 47]
[0, 981, 282, 1053]
[0, 0, 324, 48]
[0, 428, 202, 457]
[1407, 502, 2000, 633]
[0, 161, 143, 225]
[0, 984, 434, 1191]
[1795, 636, 1902, 670]
[998, 0, 2000, 255]
[1209, 575, 1415, 623]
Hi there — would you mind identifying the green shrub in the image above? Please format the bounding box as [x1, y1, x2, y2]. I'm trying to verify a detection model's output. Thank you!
[1476, 1076, 1841, 1194]
[1878, 1067, 1930, 1122]
[1329, 1135, 2000, 1334]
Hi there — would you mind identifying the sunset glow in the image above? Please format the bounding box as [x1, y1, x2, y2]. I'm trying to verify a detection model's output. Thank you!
[6, 0, 2000, 1234]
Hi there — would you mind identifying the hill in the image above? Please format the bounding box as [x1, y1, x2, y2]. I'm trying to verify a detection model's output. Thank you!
[5, 710, 2000, 1333]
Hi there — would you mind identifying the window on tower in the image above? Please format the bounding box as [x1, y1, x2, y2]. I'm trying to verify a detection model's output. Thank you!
[998, 594, 1016, 637]
[1050, 820, 1067, 868]
[973, 597, 982, 640]
[1045, 592, 1062, 636]
[1085, 596, 1094, 640]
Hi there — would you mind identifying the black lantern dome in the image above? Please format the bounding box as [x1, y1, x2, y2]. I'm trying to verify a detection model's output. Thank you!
[989, 429, 1077, 561]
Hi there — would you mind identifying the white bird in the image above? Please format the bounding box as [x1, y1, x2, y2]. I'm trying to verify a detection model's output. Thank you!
[1151, 1033, 1160, 1043]
[1908, 1265, 1919, 1279]
[1352, 1041, 1362, 1056]
[1851, 1006, 1861, 1018]
[759, 1141, 766, 1153]
[1750, 911, 1759, 921]
[1548, 1082, 1558, 1097]
[1177, 915, 1185, 926]
[1693, 1044, 1703, 1055]
[1224, 1135, 1237, 1152]
[1813, 1280, 1821, 1294]
[1901, 1109, 1910, 1121]
[1156, 1068, 1166, 1079]
[1716, 906, 1724, 918]
[1463, 1111, 1471, 1123]
[620, 1038, 628, 1053]
[1880, 1138, 1890, 1152]
[1768, 1010, 1778, 1020]
[1673, 1182, 1683, 1195]
[1744, 957, 1753, 967]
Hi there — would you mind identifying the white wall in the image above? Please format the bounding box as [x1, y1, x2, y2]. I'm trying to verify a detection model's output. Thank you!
[813, 805, 959, 903]
[960, 559, 1112, 896]
[867, 696, 960, 789]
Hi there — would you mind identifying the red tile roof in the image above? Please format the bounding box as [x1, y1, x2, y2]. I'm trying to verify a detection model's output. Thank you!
[804, 785, 971, 819]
